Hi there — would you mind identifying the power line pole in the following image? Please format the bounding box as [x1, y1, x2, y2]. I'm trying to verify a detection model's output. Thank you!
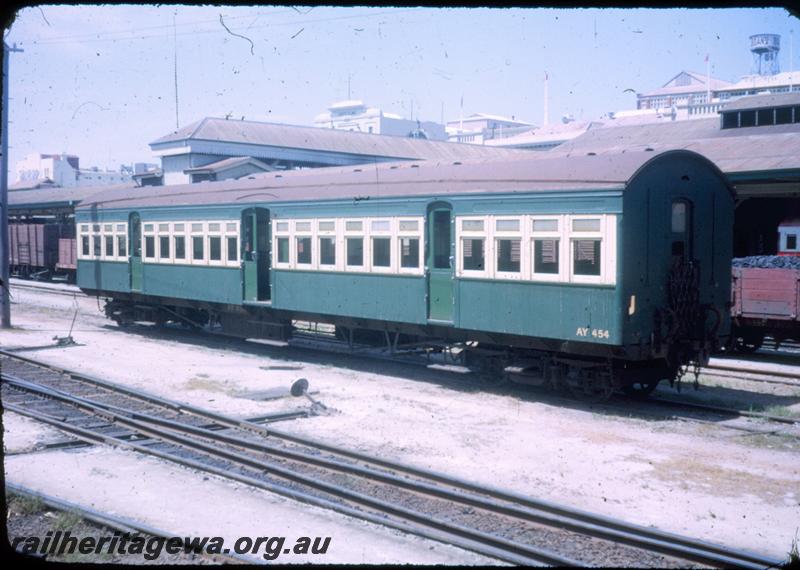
[2, 41, 24, 328]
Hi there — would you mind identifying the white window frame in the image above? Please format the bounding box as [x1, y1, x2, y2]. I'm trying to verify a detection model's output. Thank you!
[223, 221, 240, 267]
[396, 217, 424, 275]
[530, 215, 565, 283]
[77, 224, 93, 260]
[456, 216, 489, 279]
[114, 223, 128, 261]
[273, 219, 292, 269]
[189, 222, 206, 265]
[206, 222, 225, 267]
[344, 219, 366, 273]
[568, 214, 616, 285]
[156, 222, 173, 264]
[316, 219, 339, 271]
[142, 223, 157, 262]
[170, 222, 188, 265]
[368, 218, 394, 274]
[494, 217, 524, 281]
[294, 219, 314, 270]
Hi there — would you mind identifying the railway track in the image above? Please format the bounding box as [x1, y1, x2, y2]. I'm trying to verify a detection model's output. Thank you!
[0, 352, 785, 569]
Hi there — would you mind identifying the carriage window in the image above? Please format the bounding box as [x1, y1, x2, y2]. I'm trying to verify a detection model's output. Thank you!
[318, 221, 335, 232]
[117, 235, 127, 258]
[82, 236, 90, 256]
[145, 236, 155, 259]
[532, 218, 561, 277]
[372, 237, 391, 267]
[497, 239, 521, 273]
[105, 235, 114, 257]
[174, 236, 186, 260]
[277, 237, 290, 263]
[462, 238, 485, 271]
[192, 236, 204, 261]
[347, 238, 364, 267]
[159, 236, 170, 259]
[573, 239, 601, 276]
[400, 237, 420, 268]
[495, 218, 521, 276]
[787, 234, 798, 251]
[534, 239, 559, 274]
[209, 236, 222, 261]
[296, 237, 312, 265]
[572, 219, 601, 232]
[227, 236, 238, 262]
[346, 220, 363, 232]
[319, 237, 336, 266]
[433, 211, 452, 269]
[671, 202, 687, 233]
[92, 235, 102, 256]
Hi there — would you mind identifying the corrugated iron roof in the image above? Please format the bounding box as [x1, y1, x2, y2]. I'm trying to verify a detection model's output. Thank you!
[549, 117, 800, 174]
[151, 117, 533, 162]
[76, 150, 701, 212]
[721, 92, 800, 112]
[8, 184, 136, 209]
[183, 156, 273, 174]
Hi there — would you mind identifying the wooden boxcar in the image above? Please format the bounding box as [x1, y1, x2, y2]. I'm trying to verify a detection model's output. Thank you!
[75, 150, 734, 398]
[8, 223, 61, 278]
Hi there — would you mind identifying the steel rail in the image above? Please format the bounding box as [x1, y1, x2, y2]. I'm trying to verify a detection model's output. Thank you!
[703, 362, 800, 382]
[1, 356, 784, 569]
[19, 376, 781, 569]
[9, 281, 83, 298]
[2, 397, 574, 567]
[1, 374, 761, 568]
[646, 396, 800, 426]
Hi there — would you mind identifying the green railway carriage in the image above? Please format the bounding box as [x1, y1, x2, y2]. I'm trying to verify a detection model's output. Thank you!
[75, 149, 734, 398]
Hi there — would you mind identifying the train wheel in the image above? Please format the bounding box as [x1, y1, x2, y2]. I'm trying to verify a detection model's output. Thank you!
[732, 331, 764, 354]
[621, 379, 660, 398]
[565, 367, 614, 401]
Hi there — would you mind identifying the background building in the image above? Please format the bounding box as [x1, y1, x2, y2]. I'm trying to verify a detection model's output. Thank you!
[14, 153, 132, 188]
[314, 100, 447, 140]
[446, 113, 533, 144]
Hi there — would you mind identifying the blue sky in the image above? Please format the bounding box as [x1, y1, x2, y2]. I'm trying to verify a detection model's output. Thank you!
[3, 5, 798, 172]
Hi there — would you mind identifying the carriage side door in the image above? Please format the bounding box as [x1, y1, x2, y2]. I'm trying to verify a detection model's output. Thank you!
[129, 212, 142, 291]
[242, 207, 271, 301]
[427, 203, 454, 323]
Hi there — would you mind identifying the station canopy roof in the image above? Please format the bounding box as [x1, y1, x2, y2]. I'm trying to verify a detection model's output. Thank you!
[548, 114, 800, 181]
[151, 117, 533, 162]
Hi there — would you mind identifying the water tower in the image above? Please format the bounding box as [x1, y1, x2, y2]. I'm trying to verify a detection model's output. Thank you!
[750, 34, 780, 76]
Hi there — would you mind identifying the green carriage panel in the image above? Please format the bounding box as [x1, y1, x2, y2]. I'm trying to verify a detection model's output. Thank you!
[76, 260, 130, 292]
[272, 270, 428, 324]
[141, 264, 242, 305]
[455, 280, 621, 344]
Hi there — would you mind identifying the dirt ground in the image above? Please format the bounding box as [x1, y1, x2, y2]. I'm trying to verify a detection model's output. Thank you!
[2, 284, 799, 563]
